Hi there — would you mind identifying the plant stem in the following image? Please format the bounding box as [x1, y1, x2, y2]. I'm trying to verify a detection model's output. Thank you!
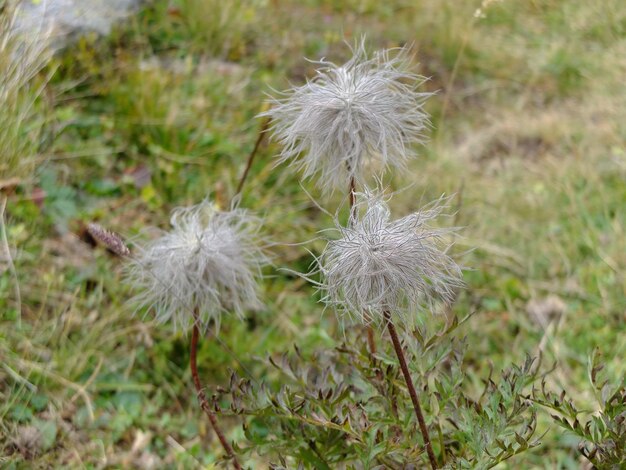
[366, 326, 377, 354]
[235, 116, 271, 198]
[348, 176, 356, 210]
[190, 309, 242, 469]
[384, 310, 437, 469]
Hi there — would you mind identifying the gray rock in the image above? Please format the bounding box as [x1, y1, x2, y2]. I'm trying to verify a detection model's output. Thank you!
[14, 0, 144, 47]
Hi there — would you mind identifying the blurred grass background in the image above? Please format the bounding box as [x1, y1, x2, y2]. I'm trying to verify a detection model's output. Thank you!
[0, 0, 625, 467]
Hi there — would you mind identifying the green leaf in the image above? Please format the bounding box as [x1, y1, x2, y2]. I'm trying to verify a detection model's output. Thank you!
[32, 418, 57, 451]
[10, 404, 33, 422]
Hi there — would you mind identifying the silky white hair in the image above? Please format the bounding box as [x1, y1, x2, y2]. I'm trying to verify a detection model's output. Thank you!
[126, 201, 267, 333]
[314, 189, 463, 328]
[263, 40, 432, 193]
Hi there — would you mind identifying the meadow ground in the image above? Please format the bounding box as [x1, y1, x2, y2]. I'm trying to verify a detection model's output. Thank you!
[1, 0, 625, 468]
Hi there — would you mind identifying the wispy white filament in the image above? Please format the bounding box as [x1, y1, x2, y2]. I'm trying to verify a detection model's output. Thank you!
[1, 4, 53, 182]
[315, 189, 463, 328]
[263, 40, 432, 193]
[127, 201, 267, 332]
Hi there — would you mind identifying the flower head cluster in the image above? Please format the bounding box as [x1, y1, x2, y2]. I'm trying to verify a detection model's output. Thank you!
[315, 189, 462, 328]
[127, 201, 267, 332]
[87, 222, 130, 257]
[263, 41, 432, 193]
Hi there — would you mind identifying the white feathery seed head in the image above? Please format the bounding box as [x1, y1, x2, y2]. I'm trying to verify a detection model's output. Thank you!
[263, 39, 432, 193]
[315, 188, 463, 328]
[126, 200, 267, 333]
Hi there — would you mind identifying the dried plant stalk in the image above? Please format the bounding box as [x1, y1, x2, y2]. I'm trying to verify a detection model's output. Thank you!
[190, 308, 242, 469]
[235, 115, 271, 198]
[385, 310, 437, 469]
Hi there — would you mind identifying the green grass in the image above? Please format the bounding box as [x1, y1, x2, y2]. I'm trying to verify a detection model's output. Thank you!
[1, 0, 625, 467]
[0, 5, 53, 186]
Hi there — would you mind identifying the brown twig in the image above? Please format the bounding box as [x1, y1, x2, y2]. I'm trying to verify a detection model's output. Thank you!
[235, 116, 271, 198]
[384, 310, 438, 469]
[190, 309, 242, 469]
[348, 176, 356, 210]
[366, 326, 377, 354]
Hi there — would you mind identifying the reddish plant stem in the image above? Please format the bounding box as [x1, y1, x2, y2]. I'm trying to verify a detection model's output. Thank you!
[348, 176, 356, 210]
[235, 116, 271, 198]
[366, 325, 377, 354]
[384, 310, 438, 470]
[190, 310, 242, 469]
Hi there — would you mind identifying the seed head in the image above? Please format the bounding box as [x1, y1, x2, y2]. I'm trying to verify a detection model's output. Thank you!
[315, 189, 463, 328]
[86, 222, 130, 257]
[126, 201, 267, 333]
[263, 40, 432, 193]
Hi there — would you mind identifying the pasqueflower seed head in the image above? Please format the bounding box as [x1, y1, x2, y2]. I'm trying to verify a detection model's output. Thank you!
[263, 40, 432, 193]
[315, 189, 462, 328]
[126, 201, 267, 333]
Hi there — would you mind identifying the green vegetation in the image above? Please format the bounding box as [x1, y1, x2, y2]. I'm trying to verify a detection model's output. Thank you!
[1, 0, 624, 468]
[0, 4, 52, 186]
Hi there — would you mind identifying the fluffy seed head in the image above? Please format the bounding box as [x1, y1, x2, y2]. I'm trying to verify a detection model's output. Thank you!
[263, 40, 432, 193]
[87, 222, 130, 257]
[126, 201, 267, 333]
[315, 189, 463, 328]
